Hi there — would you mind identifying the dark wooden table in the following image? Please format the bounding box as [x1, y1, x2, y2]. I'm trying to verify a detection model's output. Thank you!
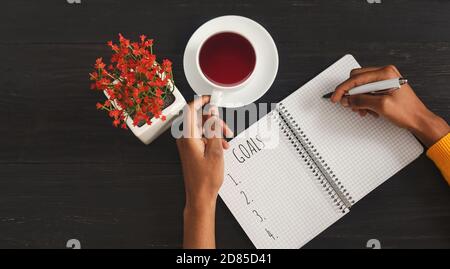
[0, 0, 449, 249]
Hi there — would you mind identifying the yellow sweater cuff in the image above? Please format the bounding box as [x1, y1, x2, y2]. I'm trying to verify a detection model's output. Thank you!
[427, 133, 450, 185]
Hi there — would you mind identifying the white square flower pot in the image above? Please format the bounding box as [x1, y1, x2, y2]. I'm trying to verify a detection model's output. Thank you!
[105, 85, 186, 145]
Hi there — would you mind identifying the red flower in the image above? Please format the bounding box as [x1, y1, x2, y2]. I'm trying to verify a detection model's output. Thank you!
[107, 41, 119, 52]
[91, 34, 172, 129]
[162, 59, 172, 72]
[109, 109, 122, 119]
[95, 58, 106, 69]
[95, 78, 111, 90]
[144, 39, 153, 48]
[89, 72, 98, 81]
[118, 33, 130, 47]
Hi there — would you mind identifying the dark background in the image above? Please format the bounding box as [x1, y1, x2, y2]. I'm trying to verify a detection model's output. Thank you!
[0, 0, 449, 249]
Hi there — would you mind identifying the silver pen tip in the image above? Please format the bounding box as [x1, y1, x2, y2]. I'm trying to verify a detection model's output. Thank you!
[399, 78, 408, 85]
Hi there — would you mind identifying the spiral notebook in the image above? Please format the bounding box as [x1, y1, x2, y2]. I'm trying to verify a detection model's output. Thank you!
[219, 54, 424, 249]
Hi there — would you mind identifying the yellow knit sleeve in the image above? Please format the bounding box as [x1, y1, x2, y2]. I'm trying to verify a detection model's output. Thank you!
[426, 133, 450, 185]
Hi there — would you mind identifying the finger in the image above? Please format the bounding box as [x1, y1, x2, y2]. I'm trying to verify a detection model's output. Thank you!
[203, 114, 234, 139]
[222, 139, 230, 150]
[367, 110, 379, 118]
[187, 95, 211, 110]
[204, 137, 230, 150]
[208, 105, 220, 117]
[221, 120, 234, 138]
[331, 70, 387, 103]
[185, 96, 211, 138]
[348, 94, 385, 113]
[350, 67, 383, 77]
[216, 118, 234, 138]
[333, 65, 403, 103]
[205, 133, 224, 159]
[358, 109, 368, 117]
[203, 114, 228, 159]
[340, 97, 350, 107]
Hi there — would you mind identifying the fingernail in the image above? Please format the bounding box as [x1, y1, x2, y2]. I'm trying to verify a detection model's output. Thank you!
[341, 98, 349, 107]
[223, 140, 230, 149]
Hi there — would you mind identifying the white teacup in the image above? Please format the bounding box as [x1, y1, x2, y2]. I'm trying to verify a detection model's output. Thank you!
[195, 31, 258, 107]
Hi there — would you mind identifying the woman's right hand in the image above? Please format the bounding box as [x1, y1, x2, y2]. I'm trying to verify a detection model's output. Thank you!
[331, 65, 449, 147]
[176, 96, 232, 249]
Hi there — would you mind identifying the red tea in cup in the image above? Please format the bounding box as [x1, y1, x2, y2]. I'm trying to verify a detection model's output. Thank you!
[199, 32, 256, 87]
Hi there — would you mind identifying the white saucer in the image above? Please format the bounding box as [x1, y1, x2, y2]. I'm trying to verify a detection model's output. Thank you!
[183, 16, 279, 108]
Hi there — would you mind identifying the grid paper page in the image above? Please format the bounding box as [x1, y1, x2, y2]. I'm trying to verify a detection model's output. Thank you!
[220, 114, 347, 249]
[282, 54, 424, 203]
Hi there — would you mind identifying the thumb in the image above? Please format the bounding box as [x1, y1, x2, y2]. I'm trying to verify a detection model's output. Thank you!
[348, 94, 385, 113]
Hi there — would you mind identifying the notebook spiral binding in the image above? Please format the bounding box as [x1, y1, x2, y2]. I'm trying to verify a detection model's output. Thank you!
[275, 103, 355, 213]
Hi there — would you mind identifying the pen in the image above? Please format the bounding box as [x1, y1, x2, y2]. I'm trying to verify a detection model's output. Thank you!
[322, 78, 408, 99]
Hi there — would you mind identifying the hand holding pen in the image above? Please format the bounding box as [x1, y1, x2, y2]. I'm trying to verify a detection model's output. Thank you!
[322, 77, 408, 98]
[326, 65, 449, 147]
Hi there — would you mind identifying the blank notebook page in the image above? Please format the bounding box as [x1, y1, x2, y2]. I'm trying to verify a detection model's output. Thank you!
[282, 54, 423, 202]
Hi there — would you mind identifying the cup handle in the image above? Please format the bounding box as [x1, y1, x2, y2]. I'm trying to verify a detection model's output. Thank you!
[209, 90, 223, 107]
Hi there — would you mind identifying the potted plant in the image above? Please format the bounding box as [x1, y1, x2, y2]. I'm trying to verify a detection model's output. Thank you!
[90, 34, 186, 144]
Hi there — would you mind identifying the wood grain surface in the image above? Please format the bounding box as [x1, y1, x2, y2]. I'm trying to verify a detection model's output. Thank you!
[0, 0, 449, 248]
